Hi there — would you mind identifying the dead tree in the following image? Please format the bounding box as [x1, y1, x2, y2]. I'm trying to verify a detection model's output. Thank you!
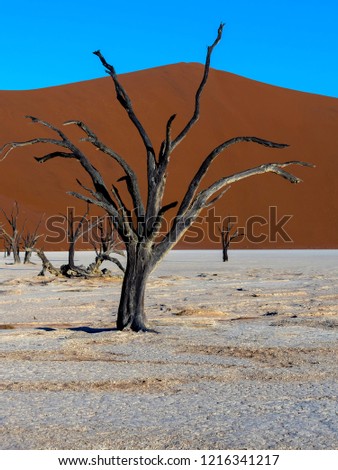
[50, 205, 105, 277]
[31, 208, 124, 278]
[60, 205, 97, 275]
[218, 217, 244, 262]
[33, 248, 63, 277]
[0, 24, 313, 331]
[34, 207, 124, 278]
[3, 240, 11, 258]
[0, 201, 24, 264]
[23, 216, 44, 264]
[88, 217, 125, 274]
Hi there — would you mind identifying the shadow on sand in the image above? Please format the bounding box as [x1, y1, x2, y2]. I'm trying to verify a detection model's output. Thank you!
[36, 326, 117, 334]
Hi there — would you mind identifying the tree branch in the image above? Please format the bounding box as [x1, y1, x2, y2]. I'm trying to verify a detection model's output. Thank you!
[204, 186, 231, 208]
[156, 160, 313, 259]
[26, 115, 70, 141]
[64, 120, 145, 219]
[67, 191, 132, 242]
[177, 136, 289, 218]
[93, 50, 157, 176]
[158, 201, 179, 217]
[96, 253, 125, 273]
[65, 205, 101, 244]
[171, 23, 224, 151]
[142, 23, 225, 238]
[35, 151, 76, 162]
[194, 161, 314, 211]
[159, 114, 177, 167]
[0, 116, 125, 220]
[0, 138, 68, 161]
[28, 117, 115, 208]
[111, 184, 136, 237]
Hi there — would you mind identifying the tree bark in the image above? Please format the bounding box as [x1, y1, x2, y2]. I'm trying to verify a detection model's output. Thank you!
[13, 245, 21, 264]
[87, 254, 125, 275]
[24, 250, 33, 264]
[34, 249, 62, 277]
[68, 240, 76, 269]
[222, 247, 229, 262]
[116, 243, 153, 332]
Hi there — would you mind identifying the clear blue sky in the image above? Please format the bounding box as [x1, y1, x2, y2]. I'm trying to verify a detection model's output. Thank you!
[1, 0, 337, 97]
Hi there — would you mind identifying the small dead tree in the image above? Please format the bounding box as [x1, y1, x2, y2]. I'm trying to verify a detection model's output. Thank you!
[88, 217, 125, 274]
[29, 205, 96, 277]
[0, 24, 313, 330]
[49, 204, 105, 277]
[23, 216, 44, 264]
[2, 239, 11, 258]
[218, 217, 244, 262]
[60, 205, 98, 275]
[0, 201, 24, 264]
[34, 248, 63, 277]
[34, 207, 124, 278]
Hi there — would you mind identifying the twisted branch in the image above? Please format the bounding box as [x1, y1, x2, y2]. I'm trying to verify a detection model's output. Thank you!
[93, 50, 157, 177]
[64, 120, 145, 220]
[156, 160, 314, 259]
[171, 23, 225, 151]
[178, 136, 289, 217]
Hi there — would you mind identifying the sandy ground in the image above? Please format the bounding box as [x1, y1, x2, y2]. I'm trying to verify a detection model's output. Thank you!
[0, 249, 337, 450]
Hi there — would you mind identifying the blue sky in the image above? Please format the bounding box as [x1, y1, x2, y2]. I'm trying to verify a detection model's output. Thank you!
[1, 0, 337, 97]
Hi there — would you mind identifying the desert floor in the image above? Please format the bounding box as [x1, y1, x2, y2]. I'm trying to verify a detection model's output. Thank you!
[0, 249, 337, 450]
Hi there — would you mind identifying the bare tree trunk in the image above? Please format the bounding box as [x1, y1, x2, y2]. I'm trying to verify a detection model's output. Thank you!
[117, 243, 153, 332]
[87, 256, 103, 274]
[24, 250, 33, 264]
[68, 240, 76, 269]
[23, 216, 43, 264]
[218, 218, 244, 262]
[13, 245, 21, 264]
[221, 232, 230, 261]
[33, 249, 62, 276]
[222, 247, 229, 262]
[87, 254, 125, 275]
[0, 202, 23, 264]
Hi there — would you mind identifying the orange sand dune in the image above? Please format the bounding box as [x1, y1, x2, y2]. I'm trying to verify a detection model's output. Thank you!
[0, 63, 337, 249]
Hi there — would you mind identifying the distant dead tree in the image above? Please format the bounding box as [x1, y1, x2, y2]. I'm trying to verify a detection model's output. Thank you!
[2, 239, 11, 258]
[34, 205, 101, 277]
[34, 248, 63, 277]
[60, 205, 126, 276]
[23, 216, 44, 264]
[61, 205, 100, 276]
[34, 207, 124, 278]
[218, 217, 244, 262]
[88, 217, 125, 274]
[0, 201, 24, 264]
[28, 205, 96, 277]
[0, 24, 313, 331]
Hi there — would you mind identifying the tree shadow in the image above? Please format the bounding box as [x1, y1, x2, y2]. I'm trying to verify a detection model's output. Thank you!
[69, 326, 118, 334]
[36, 327, 56, 332]
[35, 326, 117, 334]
